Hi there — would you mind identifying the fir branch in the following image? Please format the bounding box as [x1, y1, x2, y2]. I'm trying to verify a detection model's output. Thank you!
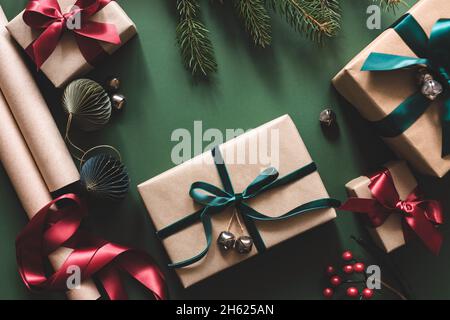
[233, 0, 272, 48]
[376, 0, 407, 11]
[267, 0, 341, 43]
[176, 0, 217, 77]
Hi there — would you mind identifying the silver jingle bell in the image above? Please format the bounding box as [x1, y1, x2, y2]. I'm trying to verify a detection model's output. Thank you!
[105, 76, 120, 93]
[235, 236, 253, 254]
[319, 108, 337, 127]
[217, 231, 236, 251]
[111, 93, 127, 111]
[421, 77, 443, 101]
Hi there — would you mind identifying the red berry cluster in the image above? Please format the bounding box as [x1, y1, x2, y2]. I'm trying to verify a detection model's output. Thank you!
[323, 250, 374, 300]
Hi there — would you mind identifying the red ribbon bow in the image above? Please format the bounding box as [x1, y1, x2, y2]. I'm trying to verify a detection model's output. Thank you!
[340, 168, 444, 255]
[23, 0, 121, 69]
[16, 194, 166, 300]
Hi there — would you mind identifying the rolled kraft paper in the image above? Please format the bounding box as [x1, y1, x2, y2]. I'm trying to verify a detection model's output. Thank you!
[0, 7, 80, 193]
[0, 89, 100, 300]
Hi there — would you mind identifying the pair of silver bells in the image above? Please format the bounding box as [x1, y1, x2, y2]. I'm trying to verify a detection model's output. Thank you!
[419, 69, 444, 101]
[105, 76, 127, 111]
[217, 231, 253, 254]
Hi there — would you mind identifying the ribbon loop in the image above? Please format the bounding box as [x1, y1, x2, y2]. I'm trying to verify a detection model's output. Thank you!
[242, 167, 279, 198]
[189, 181, 233, 207]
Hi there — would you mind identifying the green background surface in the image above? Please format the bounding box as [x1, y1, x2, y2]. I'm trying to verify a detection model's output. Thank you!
[2, 0, 448, 300]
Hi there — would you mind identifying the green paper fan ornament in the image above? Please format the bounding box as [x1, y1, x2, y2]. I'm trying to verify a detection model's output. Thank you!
[62, 79, 112, 132]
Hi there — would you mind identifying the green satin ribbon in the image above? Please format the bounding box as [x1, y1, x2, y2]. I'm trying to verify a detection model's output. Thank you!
[157, 147, 341, 269]
[362, 14, 450, 157]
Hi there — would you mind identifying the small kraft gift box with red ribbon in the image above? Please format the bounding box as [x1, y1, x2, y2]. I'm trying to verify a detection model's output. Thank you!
[333, 0, 450, 177]
[6, 0, 137, 88]
[138, 115, 340, 288]
[341, 161, 443, 254]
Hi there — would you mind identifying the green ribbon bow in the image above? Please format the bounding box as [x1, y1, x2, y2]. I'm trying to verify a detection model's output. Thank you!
[157, 147, 341, 269]
[362, 14, 450, 157]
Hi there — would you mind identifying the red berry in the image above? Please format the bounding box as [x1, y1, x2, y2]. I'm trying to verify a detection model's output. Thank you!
[353, 262, 365, 273]
[342, 251, 353, 261]
[326, 265, 336, 276]
[362, 288, 374, 299]
[323, 288, 334, 299]
[346, 287, 359, 298]
[330, 275, 342, 287]
[343, 265, 353, 274]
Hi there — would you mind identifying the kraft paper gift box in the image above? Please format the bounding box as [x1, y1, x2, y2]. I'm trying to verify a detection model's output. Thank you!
[7, 0, 137, 88]
[333, 0, 450, 177]
[345, 162, 414, 253]
[138, 115, 338, 288]
[345, 161, 443, 254]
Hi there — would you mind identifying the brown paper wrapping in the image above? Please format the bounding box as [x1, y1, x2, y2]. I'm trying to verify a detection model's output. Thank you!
[0, 8, 79, 193]
[0, 86, 100, 300]
[138, 115, 337, 288]
[7, 0, 137, 88]
[332, 0, 450, 177]
[0, 7, 99, 300]
[345, 161, 418, 253]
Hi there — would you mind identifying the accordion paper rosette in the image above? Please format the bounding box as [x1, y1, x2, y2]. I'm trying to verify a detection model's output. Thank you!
[333, 0, 450, 177]
[7, 0, 137, 88]
[343, 161, 443, 254]
[138, 115, 338, 288]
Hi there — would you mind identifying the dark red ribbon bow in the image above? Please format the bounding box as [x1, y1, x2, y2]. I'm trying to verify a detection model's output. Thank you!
[16, 194, 166, 300]
[23, 0, 121, 69]
[340, 168, 444, 255]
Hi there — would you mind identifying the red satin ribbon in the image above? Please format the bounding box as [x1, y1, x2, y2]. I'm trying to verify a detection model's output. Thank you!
[23, 0, 121, 69]
[340, 168, 444, 255]
[16, 194, 166, 300]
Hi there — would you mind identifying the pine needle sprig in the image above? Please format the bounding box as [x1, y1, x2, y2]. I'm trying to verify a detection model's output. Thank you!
[176, 0, 217, 77]
[233, 0, 272, 48]
[376, 0, 407, 12]
[267, 0, 341, 43]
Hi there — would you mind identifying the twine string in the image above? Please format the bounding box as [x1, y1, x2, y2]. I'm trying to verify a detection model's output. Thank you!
[226, 209, 245, 234]
[381, 280, 408, 300]
[64, 113, 122, 168]
[65, 113, 86, 162]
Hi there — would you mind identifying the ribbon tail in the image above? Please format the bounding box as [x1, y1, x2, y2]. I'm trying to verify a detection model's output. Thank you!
[243, 198, 341, 222]
[74, 34, 109, 67]
[339, 198, 388, 227]
[372, 92, 432, 138]
[238, 204, 266, 253]
[423, 201, 444, 225]
[116, 251, 166, 300]
[404, 210, 443, 255]
[97, 265, 128, 300]
[168, 208, 214, 269]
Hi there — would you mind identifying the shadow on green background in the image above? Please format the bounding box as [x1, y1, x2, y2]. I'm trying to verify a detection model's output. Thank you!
[2, 0, 446, 300]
